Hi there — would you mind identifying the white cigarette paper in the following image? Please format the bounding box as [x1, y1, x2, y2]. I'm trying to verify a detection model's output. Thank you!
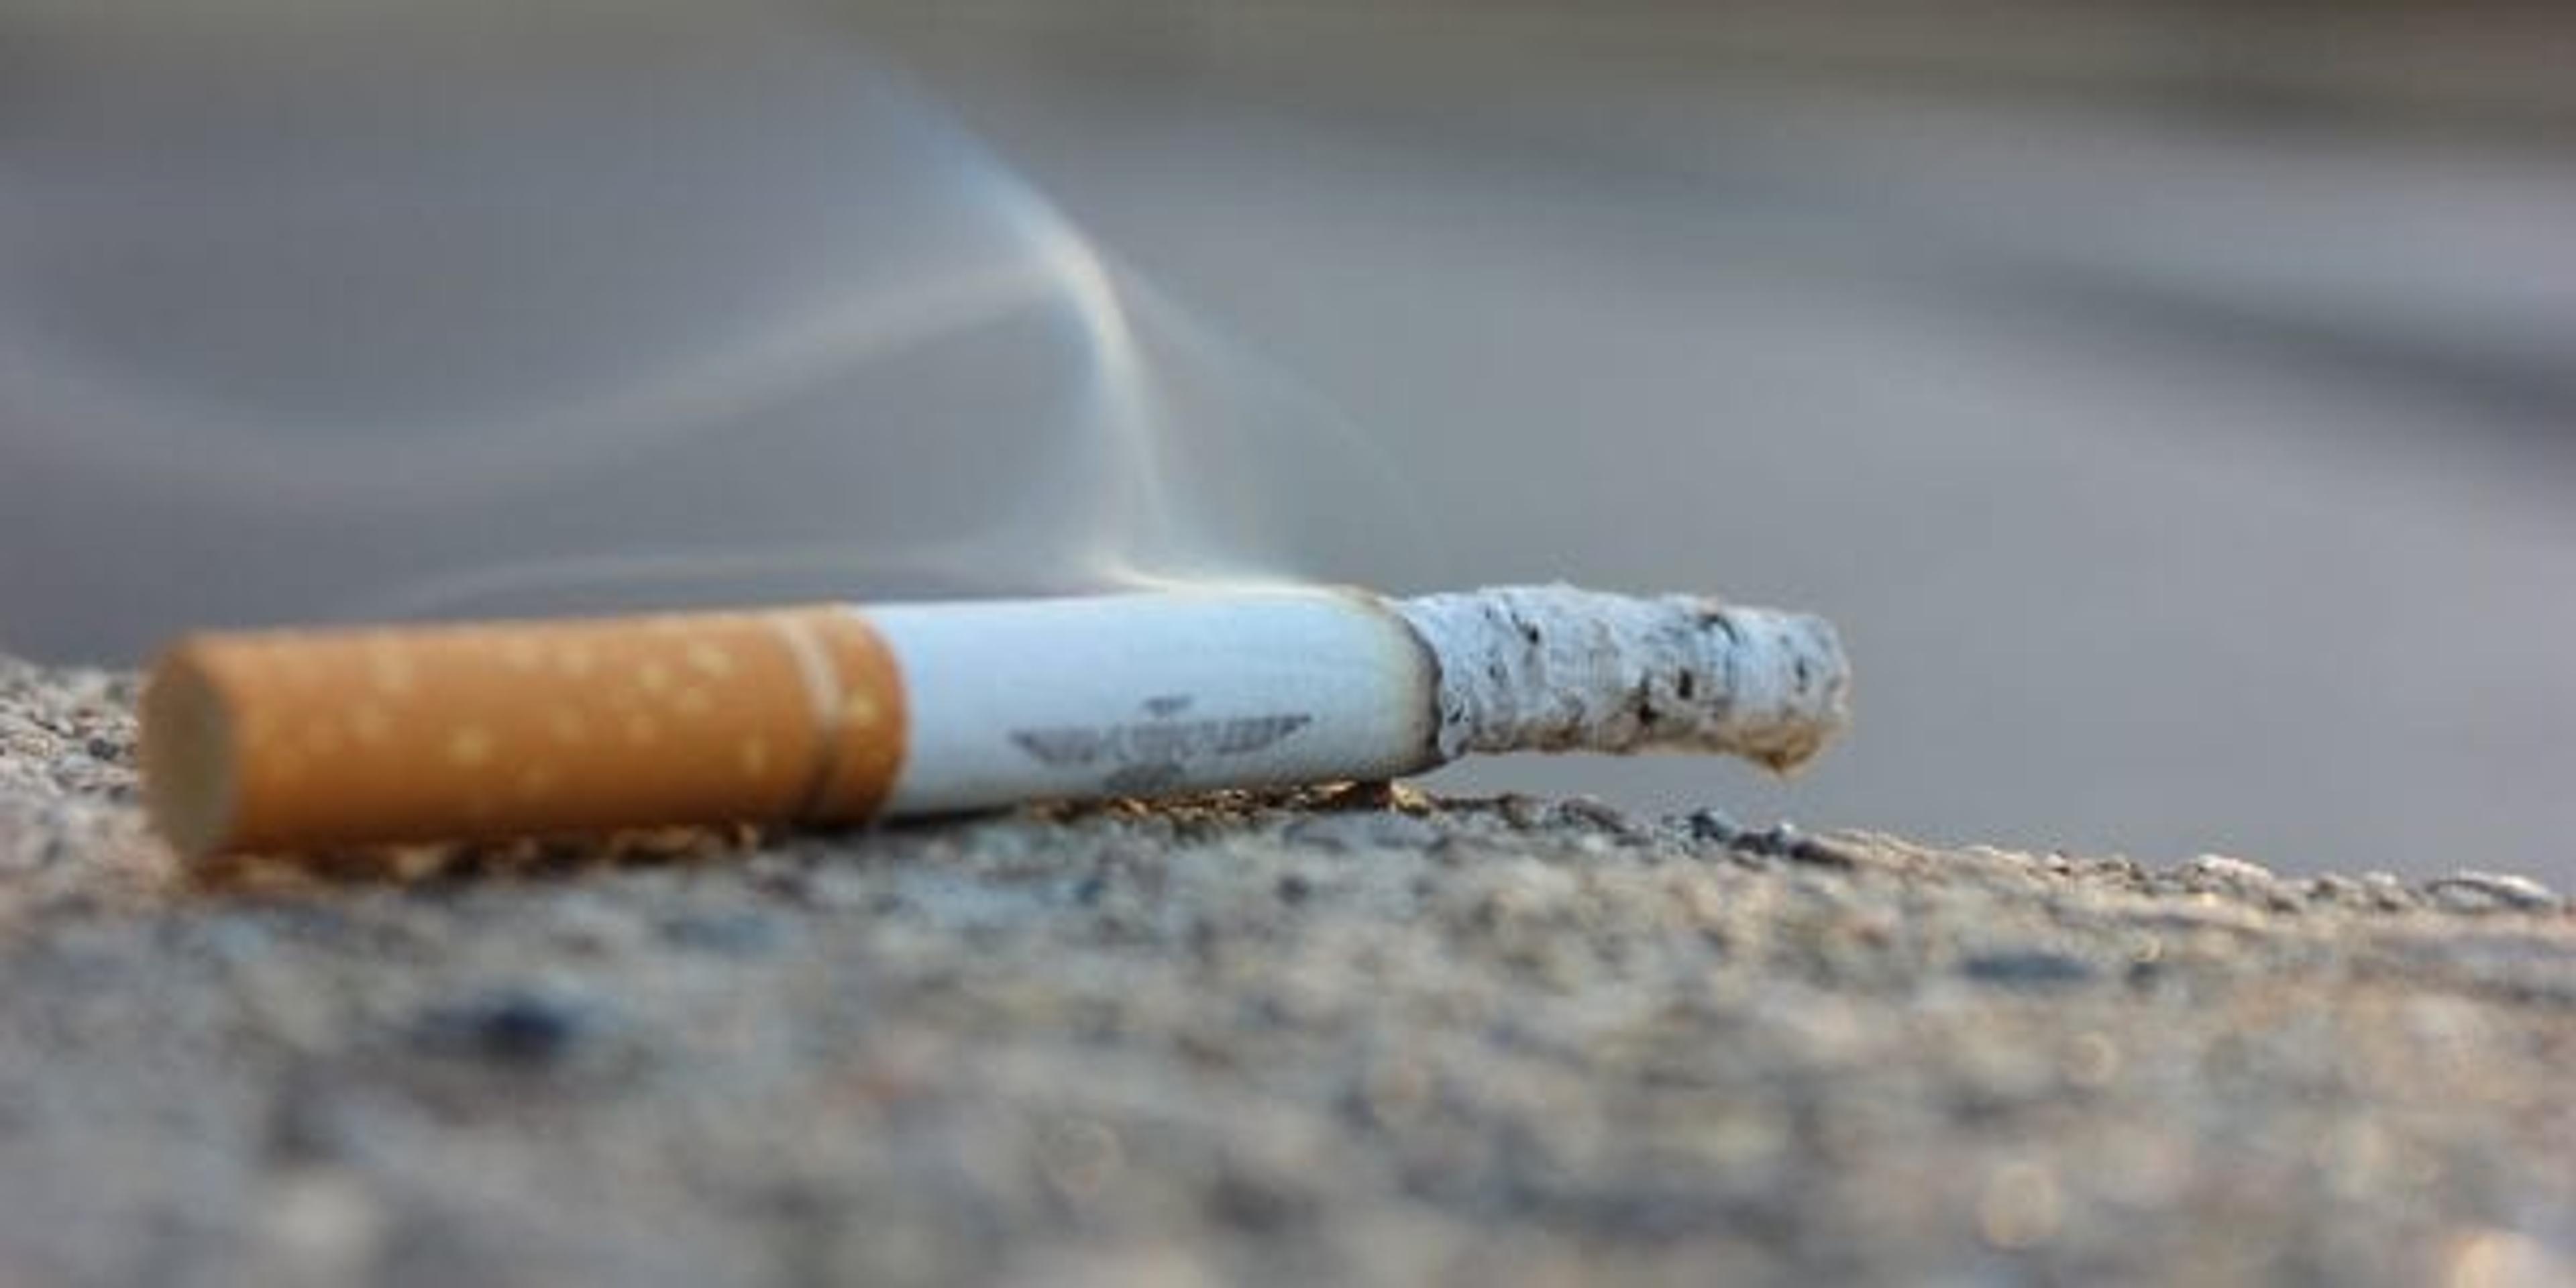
[869, 592, 1436, 814]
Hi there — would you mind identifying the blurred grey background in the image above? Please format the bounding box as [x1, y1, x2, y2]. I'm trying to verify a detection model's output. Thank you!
[3, 1, 2572, 879]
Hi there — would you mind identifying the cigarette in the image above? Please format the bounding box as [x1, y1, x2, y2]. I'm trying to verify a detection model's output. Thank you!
[139, 585, 1849, 857]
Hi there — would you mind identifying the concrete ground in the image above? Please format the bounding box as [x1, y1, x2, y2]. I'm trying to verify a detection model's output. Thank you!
[3, 656, 2570, 1286]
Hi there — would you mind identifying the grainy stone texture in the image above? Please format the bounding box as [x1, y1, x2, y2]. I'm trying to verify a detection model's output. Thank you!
[1, 654, 2571, 1287]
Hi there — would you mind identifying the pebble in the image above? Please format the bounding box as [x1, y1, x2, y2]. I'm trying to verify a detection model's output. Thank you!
[1553, 797, 1644, 839]
[1729, 820, 1813, 862]
[413, 987, 600, 1067]
[1682, 808, 1741, 845]
[2360, 871, 2422, 912]
[2425, 872, 2561, 914]
[2181, 854, 2281, 898]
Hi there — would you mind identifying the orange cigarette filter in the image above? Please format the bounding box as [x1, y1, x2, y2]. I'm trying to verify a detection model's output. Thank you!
[141, 607, 906, 857]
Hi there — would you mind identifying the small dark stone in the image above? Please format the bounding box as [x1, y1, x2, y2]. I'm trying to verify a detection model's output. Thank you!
[1072, 875, 1109, 906]
[417, 989, 594, 1066]
[1961, 950, 2096, 989]
[1684, 808, 1741, 844]
[1783, 835, 1859, 871]
[1498, 795, 1550, 830]
[1556, 797, 1640, 837]
[1277, 873, 1313, 905]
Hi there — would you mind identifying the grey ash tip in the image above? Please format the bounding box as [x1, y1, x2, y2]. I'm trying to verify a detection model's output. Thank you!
[1393, 585, 1851, 769]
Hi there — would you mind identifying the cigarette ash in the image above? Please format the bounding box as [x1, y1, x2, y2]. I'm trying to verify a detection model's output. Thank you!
[2, 654, 2573, 1286]
[0, 4, 1420, 661]
[1397, 586, 1851, 770]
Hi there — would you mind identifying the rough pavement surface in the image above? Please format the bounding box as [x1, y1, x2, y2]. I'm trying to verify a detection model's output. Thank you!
[1, 655, 2571, 1287]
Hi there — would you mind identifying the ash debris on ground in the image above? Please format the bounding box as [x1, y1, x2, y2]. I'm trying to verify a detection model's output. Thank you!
[0, 654, 2571, 1287]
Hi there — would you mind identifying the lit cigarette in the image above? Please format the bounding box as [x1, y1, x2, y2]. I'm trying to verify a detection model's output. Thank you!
[140, 586, 1850, 857]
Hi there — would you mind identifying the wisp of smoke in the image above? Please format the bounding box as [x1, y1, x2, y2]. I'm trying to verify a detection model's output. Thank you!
[0, 2, 1432, 661]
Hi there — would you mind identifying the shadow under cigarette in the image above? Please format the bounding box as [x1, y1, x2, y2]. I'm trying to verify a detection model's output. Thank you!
[176, 781, 1446, 894]
[182, 825, 771, 894]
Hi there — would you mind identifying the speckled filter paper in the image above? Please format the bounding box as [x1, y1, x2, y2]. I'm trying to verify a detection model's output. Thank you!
[142, 608, 904, 855]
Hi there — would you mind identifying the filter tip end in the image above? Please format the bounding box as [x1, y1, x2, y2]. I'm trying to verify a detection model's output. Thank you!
[140, 646, 238, 859]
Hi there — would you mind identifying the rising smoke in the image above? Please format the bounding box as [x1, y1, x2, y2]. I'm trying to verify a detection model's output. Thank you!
[0, 1, 1427, 660]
